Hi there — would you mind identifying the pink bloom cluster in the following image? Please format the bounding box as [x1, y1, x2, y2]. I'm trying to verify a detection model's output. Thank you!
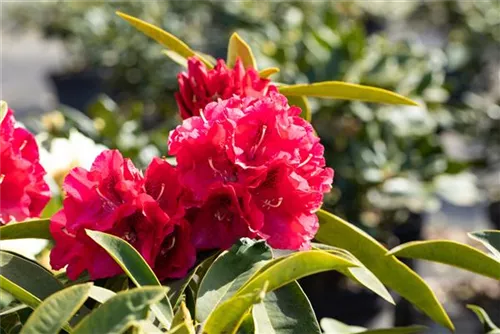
[170, 88, 333, 251]
[50, 151, 196, 280]
[49, 57, 333, 281]
[176, 57, 271, 119]
[0, 109, 50, 224]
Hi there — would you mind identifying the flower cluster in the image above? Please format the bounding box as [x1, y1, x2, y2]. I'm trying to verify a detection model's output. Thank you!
[48, 57, 333, 280]
[50, 151, 196, 280]
[175, 57, 271, 119]
[170, 88, 333, 250]
[0, 108, 50, 224]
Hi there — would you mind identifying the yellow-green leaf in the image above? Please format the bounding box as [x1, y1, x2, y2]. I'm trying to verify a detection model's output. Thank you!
[467, 304, 500, 333]
[469, 230, 500, 260]
[171, 302, 195, 334]
[227, 32, 257, 69]
[116, 11, 212, 68]
[0, 100, 8, 123]
[388, 240, 500, 280]
[316, 210, 454, 330]
[86, 230, 173, 329]
[278, 82, 418, 106]
[21, 283, 92, 334]
[285, 95, 312, 122]
[202, 283, 267, 334]
[73, 286, 168, 334]
[0, 219, 52, 240]
[235, 250, 356, 297]
[259, 68, 280, 78]
[163, 50, 188, 68]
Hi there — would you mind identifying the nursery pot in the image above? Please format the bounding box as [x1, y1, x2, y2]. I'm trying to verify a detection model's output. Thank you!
[49, 70, 104, 113]
[488, 200, 500, 230]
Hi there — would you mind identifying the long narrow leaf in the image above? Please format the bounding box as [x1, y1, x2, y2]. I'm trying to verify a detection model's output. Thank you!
[21, 283, 92, 334]
[278, 82, 418, 106]
[236, 249, 356, 297]
[316, 210, 453, 330]
[259, 67, 280, 78]
[86, 230, 173, 329]
[0, 219, 52, 240]
[116, 11, 212, 68]
[388, 240, 500, 280]
[467, 304, 500, 334]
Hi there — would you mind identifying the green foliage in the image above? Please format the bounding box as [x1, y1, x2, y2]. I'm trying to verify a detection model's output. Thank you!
[316, 210, 454, 330]
[86, 230, 174, 328]
[72, 286, 168, 334]
[278, 82, 418, 106]
[388, 240, 500, 280]
[469, 230, 500, 260]
[467, 305, 500, 334]
[21, 283, 92, 334]
[321, 318, 427, 334]
[0, 219, 52, 241]
[227, 32, 257, 69]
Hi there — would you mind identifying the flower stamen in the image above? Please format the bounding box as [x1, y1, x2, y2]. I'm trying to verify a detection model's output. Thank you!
[262, 197, 283, 210]
[298, 154, 313, 168]
[156, 183, 165, 201]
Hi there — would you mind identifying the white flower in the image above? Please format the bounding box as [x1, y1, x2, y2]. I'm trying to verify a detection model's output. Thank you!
[39, 129, 107, 191]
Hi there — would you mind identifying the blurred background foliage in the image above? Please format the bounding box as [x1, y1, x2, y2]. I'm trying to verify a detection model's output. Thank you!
[5, 0, 500, 238]
[4, 0, 500, 328]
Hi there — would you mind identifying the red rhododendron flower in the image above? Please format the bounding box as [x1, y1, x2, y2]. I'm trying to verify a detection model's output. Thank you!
[175, 57, 271, 119]
[169, 90, 333, 250]
[50, 151, 195, 280]
[0, 108, 50, 224]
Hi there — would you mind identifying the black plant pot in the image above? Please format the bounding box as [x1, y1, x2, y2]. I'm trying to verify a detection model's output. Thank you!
[49, 70, 104, 113]
[392, 212, 424, 326]
[488, 201, 500, 230]
[300, 272, 384, 326]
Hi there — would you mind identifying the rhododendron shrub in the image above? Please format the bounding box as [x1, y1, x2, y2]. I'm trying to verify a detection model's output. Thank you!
[3, 14, 489, 334]
[50, 151, 195, 280]
[175, 57, 271, 119]
[169, 89, 333, 250]
[0, 108, 50, 224]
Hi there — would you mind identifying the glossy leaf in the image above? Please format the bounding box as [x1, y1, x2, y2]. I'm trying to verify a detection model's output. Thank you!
[236, 249, 356, 297]
[259, 67, 280, 78]
[196, 239, 271, 323]
[0, 251, 62, 301]
[0, 219, 52, 240]
[116, 12, 212, 68]
[202, 283, 267, 334]
[253, 281, 321, 334]
[73, 286, 168, 334]
[278, 82, 418, 106]
[88, 285, 116, 304]
[388, 240, 500, 280]
[285, 95, 312, 122]
[467, 305, 500, 334]
[86, 230, 173, 329]
[316, 210, 453, 330]
[312, 243, 394, 304]
[469, 230, 500, 260]
[227, 32, 257, 69]
[171, 302, 195, 334]
[21, 283, 92, 334]
[0, 276, 41, 315]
